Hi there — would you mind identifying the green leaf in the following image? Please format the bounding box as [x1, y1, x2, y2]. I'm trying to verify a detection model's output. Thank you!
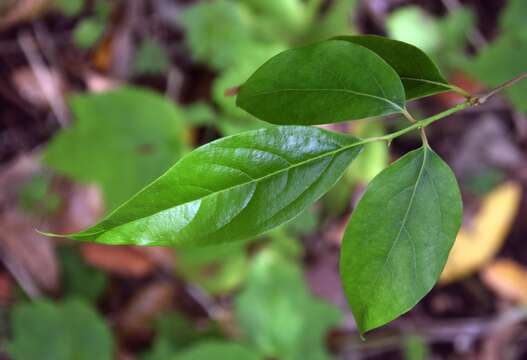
[174, 342, 260, 360]
[142, 313, 217, 360]
[500, 0, 527, 38]
[340, 146, 462, 333]
[236, 250, 341, 360]
[348, 120, 388, 182]
[44, 87, 188, 211]
[73, 18, 105, 49]
[335, 35, 450, 100]
[8, 299, 113, 360]
[236, 40, 406, 125]
[61, 126, 363, 246]
[54, 0, 83, 16]
[302, 0, 357, 42]
[58, 246, 107, 303]
[133, 38, 170, 75]
[468, 33, 527, 112]
[212, 43, 285, 121]
[178, 0, 253, 70]
[175, 241, 250, 294]
[240, 0, 308, 41]
[386, 6, 440, 54]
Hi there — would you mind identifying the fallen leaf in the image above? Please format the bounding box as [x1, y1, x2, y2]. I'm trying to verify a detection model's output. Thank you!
[118, 282, 175, 338]
[481, 259, 527, 304]
[80, 244, 155, 278]
[0, 155, 59, 297]
[440, 182, 522, 283]
[11, 66, 65, 109]
[0, 0, 51, 30]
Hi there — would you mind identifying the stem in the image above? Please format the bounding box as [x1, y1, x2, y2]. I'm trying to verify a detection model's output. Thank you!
[352, 71, 525, 148]
[361, 102, 470, 146]
[403, 108, 429, 145]
[476, 71, 527, 104]
[448, 84, 471, 98]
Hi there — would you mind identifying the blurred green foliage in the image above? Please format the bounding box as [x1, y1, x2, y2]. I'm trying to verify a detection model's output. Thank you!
[73, 18, 105, 49]
[468, 0, 527, 113]
[386, 5, 474, 72]
[133, 38, 171, 75]
[142, 313, 220, 360]
[16, 0, 527, 358]
[54, 0, 83, 16]
[57, 246, 107, 303]
[175, 241, 251, 295]
[173, 342, 259, 360]
[44, 87, 189, 211]
[236, 249, 342, 360]
[8, 299, 113, 360]
[18, 173, 60, 214]
[178, 0, 357, 135]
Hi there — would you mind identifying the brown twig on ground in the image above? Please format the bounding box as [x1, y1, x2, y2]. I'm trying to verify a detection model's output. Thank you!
[17, 31, 68, 126]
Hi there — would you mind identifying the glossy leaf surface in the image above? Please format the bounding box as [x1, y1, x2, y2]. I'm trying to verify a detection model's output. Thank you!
[335, 35, 451, 100]
[236, 40, 405, 125]
[340, 146, 462, 333]
[66, 126, 363, 246]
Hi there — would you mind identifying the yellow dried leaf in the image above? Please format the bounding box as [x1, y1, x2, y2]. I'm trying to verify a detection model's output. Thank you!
[440, 182, 521, 284]
[481, 259, 527, 304]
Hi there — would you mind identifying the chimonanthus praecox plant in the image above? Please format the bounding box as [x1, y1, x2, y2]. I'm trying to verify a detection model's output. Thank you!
[46, 35, 527, 335]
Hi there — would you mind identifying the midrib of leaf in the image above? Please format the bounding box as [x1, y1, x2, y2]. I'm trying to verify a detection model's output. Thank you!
[399, 77, 451, 89]
[76, 137, 364, 238]
[364, 147, 429, 323]
[243, 88, 404, 112]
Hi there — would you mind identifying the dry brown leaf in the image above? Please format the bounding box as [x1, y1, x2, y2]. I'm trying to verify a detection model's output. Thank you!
[11, 66, 64, 109]
[440, 182, 522, 283]
[0, 0, 51, 30]
[0, 155, 59, 297]
[81, 244, 156, 278]
[481, 259, 527, 304]
[118, 281, 174, 338]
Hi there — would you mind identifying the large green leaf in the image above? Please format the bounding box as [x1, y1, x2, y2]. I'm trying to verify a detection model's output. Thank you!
[335, 35, 451, 100]
[236, 249, 341, 360]
[236, 40, 405, 125]
[340, 146, 462, 333]
[44, 87, 188, 211]
[60, 126, 362, 246]
[8, 299, 113, 360]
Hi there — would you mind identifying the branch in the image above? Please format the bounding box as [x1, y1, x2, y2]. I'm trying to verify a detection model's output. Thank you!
[476, 71, 527, 105]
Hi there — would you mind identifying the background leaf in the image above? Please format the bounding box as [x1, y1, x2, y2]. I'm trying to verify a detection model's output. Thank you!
[133, 38, 170, 75]
[235, 249, 341, 360]
[335, 35, 451, 100]
[68, 126, 363, 246]
[386, 6, 440, 54]
[236, 40, 405, 125]
[340, 146, 462, 333]
[173, 342, 260, 360]
[440, 182, 521, 283]
[178, 0, 253, 71]
[8, 299, 113, 360]
[58, 246, 107, 303]
[44, 87, 188, 211]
